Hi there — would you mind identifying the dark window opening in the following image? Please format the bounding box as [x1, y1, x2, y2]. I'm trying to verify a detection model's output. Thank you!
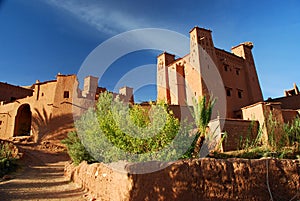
[64, 91, 70, 98]
[238, 91, 243, 99]
[236, 69, 240, 75]
[41, 93, 44, 96]
[226, 88, 232, 96]
[0, 121, 2, 125]
[224, 65, 229, 72]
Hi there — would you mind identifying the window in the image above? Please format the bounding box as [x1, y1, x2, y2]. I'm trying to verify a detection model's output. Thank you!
[226, 88, 232, 96]
[238, 90, 243, 99]
[224, 65, 229, 72]
[64, 91, 70, 98]
[236, 69, 240, 75]
[0, 121, 2, 125]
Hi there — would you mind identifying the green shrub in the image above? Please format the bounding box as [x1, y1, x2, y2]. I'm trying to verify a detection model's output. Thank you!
[220, 115, 300, 159]
[73, 92, 195, 164]
[0, 142, 18, 177]
[283, 117, 300, 145]
[61, 131, 95, 165]
[185, 96, 215, 158]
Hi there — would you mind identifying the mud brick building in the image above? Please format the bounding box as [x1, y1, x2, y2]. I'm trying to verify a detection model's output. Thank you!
[0, 74, 133, 141]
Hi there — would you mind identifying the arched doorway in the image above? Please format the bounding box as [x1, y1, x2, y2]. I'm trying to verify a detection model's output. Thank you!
[14, 104, 32, 136]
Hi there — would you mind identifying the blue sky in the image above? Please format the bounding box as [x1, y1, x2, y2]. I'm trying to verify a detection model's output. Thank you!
[0, 0, 299, 102]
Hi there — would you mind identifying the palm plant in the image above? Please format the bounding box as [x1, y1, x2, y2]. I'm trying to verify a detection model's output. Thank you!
[191, 95, 215, 158]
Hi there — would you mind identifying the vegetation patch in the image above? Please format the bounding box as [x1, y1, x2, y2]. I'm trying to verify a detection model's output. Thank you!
[63, 93, 300, 165]
[212, 116, 300, 159]
[0, 140, 19, 177]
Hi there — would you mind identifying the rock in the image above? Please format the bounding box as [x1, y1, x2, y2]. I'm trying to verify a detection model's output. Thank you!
[2, 175, 13, 181]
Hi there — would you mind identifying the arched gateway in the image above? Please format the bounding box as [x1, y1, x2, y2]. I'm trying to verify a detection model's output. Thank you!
[13, 104, 32, 136]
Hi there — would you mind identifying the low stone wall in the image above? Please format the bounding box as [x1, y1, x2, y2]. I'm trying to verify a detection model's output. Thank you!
[64, 161, 132, 200]
[65, 158, 299, 201]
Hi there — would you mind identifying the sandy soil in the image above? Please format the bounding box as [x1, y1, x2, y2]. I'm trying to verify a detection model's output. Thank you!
[0, 142, 90, 201]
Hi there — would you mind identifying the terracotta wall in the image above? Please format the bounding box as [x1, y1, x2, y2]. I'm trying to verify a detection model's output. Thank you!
[268, 94, 300, 110]
[65, 158, 299, 201]
[282, 109, 299, 123]
[0, 82, 33, 103]
[157, 27, 263, 119]
[220, 119, 259, 151]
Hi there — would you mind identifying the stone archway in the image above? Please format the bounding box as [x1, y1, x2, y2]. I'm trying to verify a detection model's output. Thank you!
[14, 104, 32, 136]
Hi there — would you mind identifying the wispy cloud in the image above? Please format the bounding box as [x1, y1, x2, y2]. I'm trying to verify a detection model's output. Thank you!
[45, 0, 151, 35]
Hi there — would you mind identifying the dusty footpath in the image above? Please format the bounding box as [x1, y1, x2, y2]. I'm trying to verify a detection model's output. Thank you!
[0, 142, 89, 201]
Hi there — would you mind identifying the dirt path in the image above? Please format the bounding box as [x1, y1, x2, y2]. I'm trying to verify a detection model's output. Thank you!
[0, 143, 89, 201]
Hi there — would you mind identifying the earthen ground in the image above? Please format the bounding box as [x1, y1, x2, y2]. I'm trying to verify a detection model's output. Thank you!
[0, 140, 91, 201]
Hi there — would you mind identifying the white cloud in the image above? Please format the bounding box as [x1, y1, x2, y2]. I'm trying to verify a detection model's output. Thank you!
[45, 0, 150, 35]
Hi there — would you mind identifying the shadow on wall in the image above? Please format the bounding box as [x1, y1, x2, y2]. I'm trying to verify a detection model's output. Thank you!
[127, 159, 298, 201]
[31, 108, 75, 144]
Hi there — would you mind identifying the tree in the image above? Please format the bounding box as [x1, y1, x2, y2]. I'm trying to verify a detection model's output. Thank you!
[191, 96, 215, 158]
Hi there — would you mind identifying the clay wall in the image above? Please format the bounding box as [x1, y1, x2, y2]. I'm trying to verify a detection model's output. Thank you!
[183, 59, 203, 106]
[0, 102, 19, 138]
[0, 82, 33, 103]
[242, 102, 286, 144]
[65, 158, 299, 201]
[168, 65, 179, 104]
[268, 94, 300, 110]
[215, 49, 254, 117]
[282, 109, 299, 123]
[0, 74, 135, 141]
[157, 27, 263, 119]
[220, 119, 259, 151]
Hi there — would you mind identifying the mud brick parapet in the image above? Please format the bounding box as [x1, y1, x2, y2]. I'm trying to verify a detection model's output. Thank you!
[65, 158, 299, 201]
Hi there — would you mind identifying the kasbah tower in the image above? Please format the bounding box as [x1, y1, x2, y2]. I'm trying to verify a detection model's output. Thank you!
[157, 26, 263, 119]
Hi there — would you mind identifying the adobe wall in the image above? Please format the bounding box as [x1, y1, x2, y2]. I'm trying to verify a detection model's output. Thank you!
[282, 109, 299, 123]
[157, 27, 263, 119]
[0, 74, 134, 141]
[242, 102, 286, 144]
[0, 76, 79, 141]
[0, 82, 33, 103]
[65, 158, 299, 201]
[220, 119, 259, 151]
[268, 94, 300, 110]
[65, 161, 132, 200]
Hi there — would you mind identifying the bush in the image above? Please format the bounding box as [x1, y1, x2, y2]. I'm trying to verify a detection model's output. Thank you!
[70, 92, 195, 164]
[283, 117, 300, 146]
[0, 142, 18, 177]
[61, 131, 95, 165]
[218, 115, 300, 159]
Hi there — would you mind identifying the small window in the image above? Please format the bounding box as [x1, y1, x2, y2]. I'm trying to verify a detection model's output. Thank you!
[236, 69, 240, 75]
[0, 121, 2, 125]
[226, 88, 232, 97]
[224, 65, 229, 72]
[238, 90, 243, 99]
[41, 93, 44, 97]
[64, 91, 70, 98]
